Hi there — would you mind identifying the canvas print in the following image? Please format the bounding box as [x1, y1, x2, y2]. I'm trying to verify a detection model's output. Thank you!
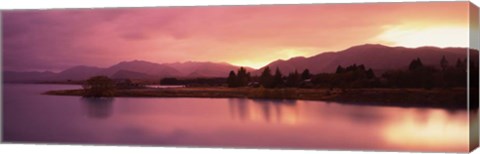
[1, 1, 479, 153]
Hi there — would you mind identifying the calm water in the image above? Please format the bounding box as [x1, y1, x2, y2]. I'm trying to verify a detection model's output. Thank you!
[2, 84, 470, 152]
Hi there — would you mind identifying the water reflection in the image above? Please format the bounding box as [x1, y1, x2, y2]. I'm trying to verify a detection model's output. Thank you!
[345, 108, 386, 124]
[228, 98, 299, 124]
[382, 109, 468, 152]
[81, 97, 114, 119]
[3, 84, 471, 152]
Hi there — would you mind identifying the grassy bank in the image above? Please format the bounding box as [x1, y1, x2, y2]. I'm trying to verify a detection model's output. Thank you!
[45, 87, 467, 109]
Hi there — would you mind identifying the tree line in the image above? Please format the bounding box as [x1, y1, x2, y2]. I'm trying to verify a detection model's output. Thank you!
[80, 55, 477, 97]
[226, 56, 477, 89]
[226, 66, 313, 88]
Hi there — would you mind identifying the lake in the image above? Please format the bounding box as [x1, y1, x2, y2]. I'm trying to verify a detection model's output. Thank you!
[2, 84, 470, 152]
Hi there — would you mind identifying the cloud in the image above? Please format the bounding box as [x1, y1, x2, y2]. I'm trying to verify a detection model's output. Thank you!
[2, 2, 469, 71]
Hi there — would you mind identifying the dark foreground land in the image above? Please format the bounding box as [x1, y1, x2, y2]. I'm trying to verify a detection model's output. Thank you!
[45, 87, 468, 110]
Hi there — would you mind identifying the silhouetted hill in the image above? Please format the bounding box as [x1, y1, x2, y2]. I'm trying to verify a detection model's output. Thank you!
[255, 44, 475, 75]
[4, 44, 477, 83]
[168, 61, 255, 78]
[111, 70, 156, 80]
[3, 71, 56, 82]
[3, 60, 253, 82]
[55, 65, 103, 81]
[100, 60, 183, 78]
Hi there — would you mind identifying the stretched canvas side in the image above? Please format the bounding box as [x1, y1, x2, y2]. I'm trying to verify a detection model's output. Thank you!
[469, 2, 480, 152]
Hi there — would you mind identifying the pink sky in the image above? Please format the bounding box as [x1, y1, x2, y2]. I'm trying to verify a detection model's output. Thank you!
[2, 2, 471, 71]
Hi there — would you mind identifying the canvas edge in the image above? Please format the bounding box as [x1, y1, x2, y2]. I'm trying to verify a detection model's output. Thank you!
[469, 1, 480, 152]
[0, 11, 4, 144]
[0, 1, 477, 153]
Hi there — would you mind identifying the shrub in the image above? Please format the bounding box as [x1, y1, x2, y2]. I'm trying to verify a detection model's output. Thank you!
[82, 76, 115, 97]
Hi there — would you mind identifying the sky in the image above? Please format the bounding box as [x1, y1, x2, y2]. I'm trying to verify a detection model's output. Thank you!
[1, 2, 471, 72]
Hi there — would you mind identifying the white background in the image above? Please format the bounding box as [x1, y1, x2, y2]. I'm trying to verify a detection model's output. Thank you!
[0, 0, 479, 154]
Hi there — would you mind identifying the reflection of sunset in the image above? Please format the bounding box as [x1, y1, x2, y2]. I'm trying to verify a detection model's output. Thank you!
[25, 96, 465, 152]
[228, 99, 300, 125]
[382, 109, 468, 152]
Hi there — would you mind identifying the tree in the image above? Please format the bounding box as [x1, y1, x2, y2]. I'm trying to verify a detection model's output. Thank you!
[273, 67, 284, 88]
[409, 58, 424, 70]
[260, 66, 274, 88]
[227, 71, 238, 87]
[236, 67, 250, 87]
[358, 64, 366, 71]
[301, 69, 311, 80]
[366, 68, 375, 79]
[286, 70, 301, 87]
[456, 58, 466, 69]
[82, 76, 115, 97]
[415, 66, 436, 89]
[336, 65, 345, 74]
[160, 78, 181, 85]
[440, 55, 449, 71]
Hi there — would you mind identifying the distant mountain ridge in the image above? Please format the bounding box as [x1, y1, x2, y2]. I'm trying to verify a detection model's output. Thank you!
[3, 71, 57, 83]
[54, 65, 103, 81]
[98, 60, 183, 78]
[4, 60, 253, 82]
[167, 61, 255, 78]
[3, 44, 477, 83]
[254, 44, 476, 75]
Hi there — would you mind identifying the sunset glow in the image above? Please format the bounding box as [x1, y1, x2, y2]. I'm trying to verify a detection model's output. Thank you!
[2, 2, 471, 71]
[230, 60, 270, 70]
[2, 2, 476, 152]
[376, 26, 469, 48]
[230, 48, 314, 69]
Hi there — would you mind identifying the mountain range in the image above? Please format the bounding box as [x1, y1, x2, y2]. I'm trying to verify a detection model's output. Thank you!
[254, 44, 477, 75]
[4, 60, 252, 82]
[4, 44, 477, 83]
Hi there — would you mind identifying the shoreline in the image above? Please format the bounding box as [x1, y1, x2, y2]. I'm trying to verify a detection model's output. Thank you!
[44, 87, 468, 110]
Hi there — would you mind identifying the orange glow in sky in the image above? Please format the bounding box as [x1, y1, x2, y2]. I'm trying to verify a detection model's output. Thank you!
[375, 25, 469, 48]
[2, 2, 471, 71]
